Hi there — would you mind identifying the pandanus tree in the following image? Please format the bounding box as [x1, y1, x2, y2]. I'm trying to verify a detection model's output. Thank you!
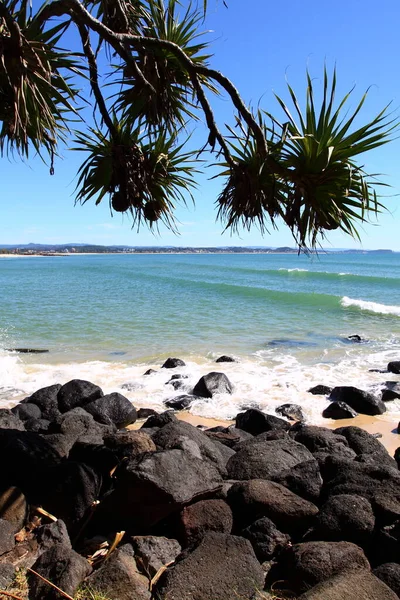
[0, 0, 397, 250]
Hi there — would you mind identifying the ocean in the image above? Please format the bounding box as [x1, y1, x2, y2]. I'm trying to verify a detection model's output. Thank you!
[0, 251, 399, 423]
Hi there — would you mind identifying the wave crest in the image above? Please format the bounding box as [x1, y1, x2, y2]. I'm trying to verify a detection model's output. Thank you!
[341, 296, 400, 317]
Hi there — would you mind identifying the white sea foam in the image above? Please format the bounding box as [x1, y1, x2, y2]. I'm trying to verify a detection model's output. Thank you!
[2, 345, 400, 425]
[278, 268, 309, 272]
[341, 296, 400, 317]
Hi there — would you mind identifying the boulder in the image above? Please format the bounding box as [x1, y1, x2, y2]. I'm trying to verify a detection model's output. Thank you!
[0, 409, 25, 430]
[280, 540, 370, 594]
[291, 424, 354, 456]
[104, 430, 156, 459]
[276, 403, 305, 421]
[35, 519, 72, 552]
[298, 571, 397, 600]
[57, 379, 103, 413]
[0, 486, 28, 533]
[381, 382, 400, 401]
[0, 519, 16, 556]
[84, 392, 137, 428]
[242, 516, 290, 561]
[271, 459, 322, 502]
[0, 563, 16, 588]
[387, 361, 400, 374]
[227, 479, 318, 533]
[154, 532, 264, 600]
[132, 536, 181, 576]
[308, 384, 332, 395]
[141, 410, 178, 429]
[373, 563, 400, 597]
[192, 372, 233, 398]
[329, 386, 386, 416]
[11, 402, 42, 422]
[26, 384, 61, 421]
[28, 545, 92, 600]
[68, 442, 118, 478]
[334, 426, 397, 469]
[96, 449, 222, 532]
[54, 408, 113, 444]
[226, 438, 313, 481]
[177, 499, 233, 547]
[162, 358, 186, 369]
[164, 395, 198, 410]
[235, 409, 290, 435]
[215, 355, 236, 363]
[85, 548, 150, 600]
[323, 401, 358, 419]
[137, 408, 158, 419]
[24, 418, 51, 433]
[143, 368, 157, 375]
[310, 494, 375, 544]
[205, 427, 253, 449]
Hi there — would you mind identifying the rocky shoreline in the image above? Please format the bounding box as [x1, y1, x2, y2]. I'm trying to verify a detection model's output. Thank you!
[0, 360, 399, 599]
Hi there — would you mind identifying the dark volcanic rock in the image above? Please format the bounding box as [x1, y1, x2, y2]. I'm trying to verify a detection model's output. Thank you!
[387, 361, 400, 374]
[192, 372, 233, 398]
[308, 384, 332, 395]
[236, 408, 290, 435]
[84, 392, 137, 428]
[57, 379, 103, 413]
[335, 426, 397, 469]
[68, 442, 118, 478]
[104, 430, 156, 459]
[96, 449, 222, 532]
[0, 486, 28, 533]
[0, 518, 16, 555]
[298, 571, 398, 600]
[143, 368, 157, 376]
[164, 395, 198, 410]
[291, 424, 354, 456]
[381, 382, 400, 402]
[85, 548, 150, 600]
[215, 355, 236, 363]
[24, 418, 51, 433]
[205, 427, 253, 449]
[373, 563, 400, 597]
[310, 494, 375, 544]
[226, 438, 313, 481]
[137, 408, 158, 419]
[242, 516, 290, 561]
[12, 402, 42, 422]
[177, 499, 233, 547]
[155, 532, 264, 600]
[271, 459, 322, 502]
[26, 384, 61, 421]
[227, 479, 318, 533]
[28, 545, 92, 600]
[0, 409, 25, 430]
[55, 407, 114, 444]
[323, 401, 358, 419]
[280, 540, 370, 594]
[276, 403, 305, 421]
[329, 386, 386, 415]
[162, 357, 186, 369]
[132, 536, 181, 577]
[141, 410, 178, 428]
[36, 519, 72, 552]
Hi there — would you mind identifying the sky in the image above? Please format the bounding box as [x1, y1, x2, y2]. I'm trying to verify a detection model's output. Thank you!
[1, 0, 400, 249]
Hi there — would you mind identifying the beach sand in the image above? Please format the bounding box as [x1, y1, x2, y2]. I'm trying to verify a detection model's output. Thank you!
[132, 411, 399, 456]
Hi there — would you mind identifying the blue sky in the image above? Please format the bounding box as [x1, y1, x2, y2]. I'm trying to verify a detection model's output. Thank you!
[1, 0, 400, 249]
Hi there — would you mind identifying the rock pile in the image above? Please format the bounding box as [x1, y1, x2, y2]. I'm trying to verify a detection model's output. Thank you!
[0, 375, 399, 600]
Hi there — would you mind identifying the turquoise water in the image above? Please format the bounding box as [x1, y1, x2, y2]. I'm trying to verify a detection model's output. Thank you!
[0, 252, 399, 421]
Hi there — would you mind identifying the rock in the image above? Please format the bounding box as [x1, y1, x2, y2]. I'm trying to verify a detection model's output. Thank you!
[329, 386, 386, 416]
[276, 403, 304, 421]
[310, 494, 375, 544]
[192, 372, 233, 398]
[24, 418, 51, 433]
[347, 334, 366, 343]
[55, 408, 114, 444]
[177, 499, 233, 547]
[271, 459, 322, 502]
[227, 479, 318, 533]
[11, 402, 42, 421]
[242, 516, 290, 562]
[35, 519, 72, 552]
[85, 548, 150, 600]
[137, 408, 158, 419]
[0, 409, 25, 430]
[334, 426, 397, 469]
[0, 519, 16, 555]
[166, 379, 187, 391]
[141, 410, 178, 428]
[381, 381, 400, 402]
[40, 433, 76, 457]
[373, 563, 400, 597]
[0, 563, 16, 588]
[96, 449, 222, 532]
[57, 379, 103, 413]
[205, 427, 253, 449]
[0, 487, 28, 533]
[226, 438, 313, 481]
[162, 358, 186, 369]
[132, 536, 181, 576]
[84, 392, 137, 428]
[28, 545, 92, 600]
[164, 395, 198, 410]
[308, 384, 332, 395]
[68, 443, 118, 478]
[298, 570, 397, 600]
[323, 401, 358, 419]
[154, 532, 264, 600]
[236, 408, 290, 435]
[152, 421, 233, 475]
[280, 540, 370, 594]
[215, 355, 236, 363]
[291, 424, 354, 456]
[387, 361, 400, 374]
[26, 384, 61, 421]
[105, 430, 156, 459]
[143, 368, 157, 375]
